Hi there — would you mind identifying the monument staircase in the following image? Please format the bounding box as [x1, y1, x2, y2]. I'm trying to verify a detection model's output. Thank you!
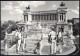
[24, 36, 40, 54]
[22, 28, 42, 55]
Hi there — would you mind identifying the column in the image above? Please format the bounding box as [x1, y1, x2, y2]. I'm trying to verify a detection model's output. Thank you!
[55, 14, 56, 20]
[40, 15, 41, 21]
[26, 15, 28, 21]
[63, 13, 65, 21]
[56, 14, 58, 21]
[47, 15, 48, 20]
[50, 14, 51, 20]
[41, 15, 43, 21]
[37, 15, 38, 21]
[37, 15, 39, 20]
[62, 13, 63, 21]
[52, 14, 54, 20]
[51, 14, 53, 20]
[54, 14, 55, 20]
[34, 15, 35, 21]
[39, 15, 40, 21]
[48, 15, 50, 20]
[64, 13, 66, 22]
[32, 15, 34, 20]
[61, 13, 62, 21]
[45, 15, 47, 21]
[60, 14, 61, 22]
[44, 15, 45, 20]
[45, 15, 46, 20]
[35, 15, 36, 20]
[24, 15, 26, 22]
[35, 15, 37, 20]
[58, 14, 59, 22]
[59, 14, 62, 21]
[43, 15, 44, 21]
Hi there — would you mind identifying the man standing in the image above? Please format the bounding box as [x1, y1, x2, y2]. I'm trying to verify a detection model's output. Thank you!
[57, 28, 63, 53]
[21, 27, 27, 51]
[48, 27, 56, 55]
[58, 28, 63, 43]
[15, 27, 22, 53]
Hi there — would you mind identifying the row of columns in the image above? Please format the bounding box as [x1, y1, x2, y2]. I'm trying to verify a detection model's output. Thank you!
[32, 14, 57, 21]
[24, 15, 28, 22]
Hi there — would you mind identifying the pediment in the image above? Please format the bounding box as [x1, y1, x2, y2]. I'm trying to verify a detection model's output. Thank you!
[59, 10, 67, 12]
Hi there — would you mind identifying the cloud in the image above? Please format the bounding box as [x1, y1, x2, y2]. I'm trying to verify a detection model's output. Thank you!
[2, 5, 13, 10]
[17, 1, 46, 7]
[52, 4, 58, 10]
[52, 5, 56, 8]
[14, 8, 23, 14]
[71, 9, 79, 14]
[17, 1, 29, 7]
[9, 8, 23, 15]
[9, 10, 15, 15]
[67, 9, 79, 15]
[2, 1, 46, 15]
[8, 2, 13, 5]
[13, 6, 23, 14]
[30, 1, 46, 7]
[2, 2, 23, 14]
[14, 6, 20, 9]
[1, 1, 13, 10]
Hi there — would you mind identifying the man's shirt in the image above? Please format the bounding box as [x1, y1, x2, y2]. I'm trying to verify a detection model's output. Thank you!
[21, 31, 26, 38]
[15, 31, 22, 39]
[49, 31, 56, 39]
[58, 32, 62, 38]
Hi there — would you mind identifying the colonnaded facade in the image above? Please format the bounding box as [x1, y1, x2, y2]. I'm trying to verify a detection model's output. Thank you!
[20, 2, 72, 34]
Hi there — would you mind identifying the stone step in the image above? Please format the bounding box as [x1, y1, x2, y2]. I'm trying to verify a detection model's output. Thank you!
[26, 43, 38, 45]
[26, 39, 41, 41]
[27, 44, 37, 47]
[26, 46, 36, 49]
[25, 46, 36, 49]
[25, 48, 36, 52]
[26, 46, 37, 48]
[8, 52, 23, 55]
[26, 41, 39, 44]
[27, 36, 41, 38]
[26, 39, 39, 42]
[27, 50, 34, 53]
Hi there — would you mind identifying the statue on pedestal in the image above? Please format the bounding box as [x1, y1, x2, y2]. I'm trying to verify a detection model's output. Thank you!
[26, 5, 30, 9]
[60, 2, 65, 6]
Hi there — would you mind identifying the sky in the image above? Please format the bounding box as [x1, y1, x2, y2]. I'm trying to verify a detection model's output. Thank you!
[1, 1, 79, 22]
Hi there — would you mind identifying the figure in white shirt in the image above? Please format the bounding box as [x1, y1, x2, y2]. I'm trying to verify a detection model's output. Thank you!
[15, 27, 22, 53]
[21, 27, 27, 51]
[57, 28, 63, 53]
[58, 28, 63, 42]
[48, 27, 56, 54]
[70, 33, 75, 44]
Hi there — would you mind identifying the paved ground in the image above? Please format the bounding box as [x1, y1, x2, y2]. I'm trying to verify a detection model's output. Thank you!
[1, 35, 79, 55]
[41, 39, 76, 55]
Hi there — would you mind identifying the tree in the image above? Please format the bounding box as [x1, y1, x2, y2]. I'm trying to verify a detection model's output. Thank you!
[1, 20, 17, 40]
